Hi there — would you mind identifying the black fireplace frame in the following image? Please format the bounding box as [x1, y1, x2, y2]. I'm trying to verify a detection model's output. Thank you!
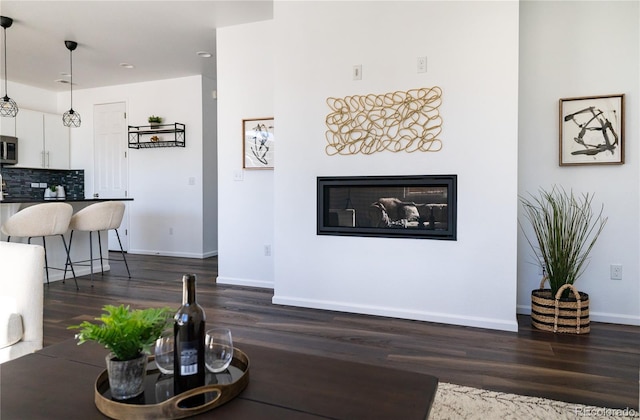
[317, 174, 457, 240]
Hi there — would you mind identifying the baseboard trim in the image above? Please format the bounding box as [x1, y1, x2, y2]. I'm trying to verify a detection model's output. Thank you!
[273, 295, 519, 332]
[216, 276, 274, 289]
[45, 263, 111, 283]
[128, 249, 209, 259]
[517, 304, 640, 326]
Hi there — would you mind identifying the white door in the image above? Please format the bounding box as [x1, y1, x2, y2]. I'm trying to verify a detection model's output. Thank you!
[94, 102, 129, 251]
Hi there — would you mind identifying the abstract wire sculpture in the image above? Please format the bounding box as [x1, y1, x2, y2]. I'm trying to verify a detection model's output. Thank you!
[325, 87, 443, 156]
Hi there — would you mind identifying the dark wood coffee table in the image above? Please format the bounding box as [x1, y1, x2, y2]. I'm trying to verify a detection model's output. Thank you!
[0, 338, 438, 419]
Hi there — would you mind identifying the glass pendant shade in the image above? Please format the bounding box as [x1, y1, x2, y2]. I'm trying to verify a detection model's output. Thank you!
[0, 16, 18, 118]
[63, 108, 81, 127]
[63, 40, 80, 127]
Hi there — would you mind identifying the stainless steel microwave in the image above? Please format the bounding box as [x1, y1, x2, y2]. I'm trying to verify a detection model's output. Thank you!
[0, 135, 17, 165]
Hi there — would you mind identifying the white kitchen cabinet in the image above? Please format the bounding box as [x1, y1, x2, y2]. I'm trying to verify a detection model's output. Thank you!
[0, 116, 16, 136]
[43, 113, 70, 169]
[15, 109, 70, 169]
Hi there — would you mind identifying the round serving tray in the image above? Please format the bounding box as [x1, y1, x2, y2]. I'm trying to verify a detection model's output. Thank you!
[94, 348, 250, 420]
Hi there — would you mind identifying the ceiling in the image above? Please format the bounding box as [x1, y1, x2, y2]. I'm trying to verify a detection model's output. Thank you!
[0, 1, 273, 92]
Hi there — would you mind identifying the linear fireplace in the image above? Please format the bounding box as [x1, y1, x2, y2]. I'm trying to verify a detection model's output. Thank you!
[317, 175, 457, 240]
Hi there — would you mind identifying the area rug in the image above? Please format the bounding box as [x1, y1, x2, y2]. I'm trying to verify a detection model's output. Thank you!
[430, 382, 639, 420]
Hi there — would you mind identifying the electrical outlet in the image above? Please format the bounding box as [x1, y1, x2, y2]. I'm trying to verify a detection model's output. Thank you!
[353, 65, 362, 80]
[264, 245, 271, 256]
[31, 182, 39, 188]
[610, 264, 622, 280]
[417, 56, 427, 73]
[233, 170, 244, 181]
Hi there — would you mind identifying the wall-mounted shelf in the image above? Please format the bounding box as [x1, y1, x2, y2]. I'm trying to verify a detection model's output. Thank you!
[128, 123, 185, 149]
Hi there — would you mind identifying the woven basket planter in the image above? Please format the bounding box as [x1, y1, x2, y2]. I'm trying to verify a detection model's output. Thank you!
[531, 278, 590, 334]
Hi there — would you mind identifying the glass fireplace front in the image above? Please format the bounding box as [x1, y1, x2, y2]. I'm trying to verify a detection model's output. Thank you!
[317, 175, 457, 240]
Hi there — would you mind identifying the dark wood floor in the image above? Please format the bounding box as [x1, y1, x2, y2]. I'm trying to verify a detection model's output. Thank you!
[43, 252, 639, 410]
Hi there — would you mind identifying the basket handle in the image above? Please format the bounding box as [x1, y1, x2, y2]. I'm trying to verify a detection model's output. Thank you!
[553, 283, 582, 334]
[539, 275, 548, 289]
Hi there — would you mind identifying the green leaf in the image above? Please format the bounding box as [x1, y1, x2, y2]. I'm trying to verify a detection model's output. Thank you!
[68, 304, 174, 361]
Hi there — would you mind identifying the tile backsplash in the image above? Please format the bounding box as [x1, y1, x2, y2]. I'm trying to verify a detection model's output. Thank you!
[0, 167, 85, 199]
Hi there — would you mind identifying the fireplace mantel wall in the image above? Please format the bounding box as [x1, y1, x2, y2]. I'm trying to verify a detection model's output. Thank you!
[217, 1, 639, 330]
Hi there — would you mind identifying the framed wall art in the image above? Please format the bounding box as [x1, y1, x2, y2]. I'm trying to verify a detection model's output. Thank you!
[559, 94, 624, 166]
[243, 117, 274, 169]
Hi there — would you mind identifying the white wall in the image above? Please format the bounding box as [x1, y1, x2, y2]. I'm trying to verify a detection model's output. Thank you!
[203, 76, 218, 256]
[518, 1, 640, 324]
[217, 20, 275, 288]
[1, 80, 57, 113]
[0, 81, 58, 135]
[67, 75, 215, 258]
[218, 1, 520, 331]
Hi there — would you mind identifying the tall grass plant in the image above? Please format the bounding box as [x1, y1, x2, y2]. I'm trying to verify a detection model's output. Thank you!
[520, 187, 607, 298]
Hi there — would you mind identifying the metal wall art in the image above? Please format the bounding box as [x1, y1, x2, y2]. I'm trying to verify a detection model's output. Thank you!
[243, 117, 274, 169]
[559, 94, 624, 166]
[325, 87, 443, 156]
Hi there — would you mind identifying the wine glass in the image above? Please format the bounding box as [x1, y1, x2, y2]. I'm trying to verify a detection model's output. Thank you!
[154, 329, 174, 375]
[204, 328, 233, 373]
[155, 374, 174, 402]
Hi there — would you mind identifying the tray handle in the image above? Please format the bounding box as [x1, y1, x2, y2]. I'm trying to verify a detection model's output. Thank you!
[169, 384, 224, 413]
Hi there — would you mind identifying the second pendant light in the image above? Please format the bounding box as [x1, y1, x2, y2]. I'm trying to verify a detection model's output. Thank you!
[62, 40, 81, 127]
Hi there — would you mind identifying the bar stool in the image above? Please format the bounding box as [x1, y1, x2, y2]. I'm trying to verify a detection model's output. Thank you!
[1, 202, 78, 289]
[64, 201, 130, 285]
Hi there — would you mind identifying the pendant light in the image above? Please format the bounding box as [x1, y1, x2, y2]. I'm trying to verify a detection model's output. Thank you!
[0, 16, 18, 118]
[62, 40, 81, 127]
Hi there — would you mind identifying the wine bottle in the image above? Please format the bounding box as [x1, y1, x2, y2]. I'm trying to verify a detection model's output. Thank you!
[174, 274, 206, 403]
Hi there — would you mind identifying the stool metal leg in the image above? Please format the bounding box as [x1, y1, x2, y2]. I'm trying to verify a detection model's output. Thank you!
[97, 230, 105, 275]
[114, 229, 131, 278]
[60, 234, 78, 290]
[89, 231, 94, 287]
[63, 230, 74, 281]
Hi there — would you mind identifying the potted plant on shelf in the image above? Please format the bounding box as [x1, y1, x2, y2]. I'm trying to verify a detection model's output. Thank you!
[148, 115, 163, 128]
[519, 186, 607, 334]
[69, 304, 173, 400]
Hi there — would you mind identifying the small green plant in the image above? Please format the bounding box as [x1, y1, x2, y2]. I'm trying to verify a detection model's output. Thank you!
[49, 185, 57, 192]
[148, 115, 163, 124]
[69, 304, 173, 361]
[519, 186, 607, 298]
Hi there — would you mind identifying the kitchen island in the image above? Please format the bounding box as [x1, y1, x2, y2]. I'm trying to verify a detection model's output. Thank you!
[1, 197, 133, 204]
[0, 198, 133, 285]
